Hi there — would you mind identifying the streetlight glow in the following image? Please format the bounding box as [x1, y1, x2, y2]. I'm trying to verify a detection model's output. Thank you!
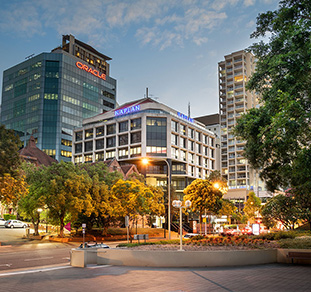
[142, 157, 172, 239]
[213, 182, 220, 190]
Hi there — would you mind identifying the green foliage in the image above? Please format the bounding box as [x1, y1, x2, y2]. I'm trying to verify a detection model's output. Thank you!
[261, 194, 300, 230]
[234, 1, 311, 195]
[3, 214, 16, 220]
[278, 237, 311, 249]
[243, 192, 261, 222]
[0, 124, 22, 178]
[218, 199, 237, 216]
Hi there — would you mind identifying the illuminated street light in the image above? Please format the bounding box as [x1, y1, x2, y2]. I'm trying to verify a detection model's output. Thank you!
[172, 199, 192, 251]
[142, 157, 172, 240]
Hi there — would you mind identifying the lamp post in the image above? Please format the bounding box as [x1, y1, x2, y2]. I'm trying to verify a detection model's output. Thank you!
[142, 157, 172, 240]
[172, 199, 191, 251]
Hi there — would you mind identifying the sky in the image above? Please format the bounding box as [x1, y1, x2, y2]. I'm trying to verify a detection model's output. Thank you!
[0, 0, 280, 118]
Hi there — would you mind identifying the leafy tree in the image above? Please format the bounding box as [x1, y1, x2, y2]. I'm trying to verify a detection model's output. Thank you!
[183, 179, 224, 233]
[111, 179, 165, 238]
[243, 192, 262, 223]
[0, 125, 25, 206]
[0, 174, 28, 207]
[18, 162, 45, 235]
[218, 199, 237, 224]
[261, 194, 299, 230]
[80, 162, 123, 187]
[36, 161, 93, 237]
[0, 124, 22, 177]
[290, 148, 311, 229]
[234, 1, 311, 193]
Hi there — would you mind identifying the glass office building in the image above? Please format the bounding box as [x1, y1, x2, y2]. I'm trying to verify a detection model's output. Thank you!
[1, 35, 116, 161]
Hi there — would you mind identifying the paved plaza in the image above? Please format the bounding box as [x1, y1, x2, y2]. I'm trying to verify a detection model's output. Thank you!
[0, 263, 310, 292]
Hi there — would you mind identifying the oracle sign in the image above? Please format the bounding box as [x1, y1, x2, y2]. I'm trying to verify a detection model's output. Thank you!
[76, 61, 106, 80]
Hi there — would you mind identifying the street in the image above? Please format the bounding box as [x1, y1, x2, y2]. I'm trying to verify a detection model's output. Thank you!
[0, 226, 78, 271]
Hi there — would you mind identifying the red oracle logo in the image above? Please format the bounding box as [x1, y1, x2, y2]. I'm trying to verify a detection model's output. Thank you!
[76, 61, 106, 80]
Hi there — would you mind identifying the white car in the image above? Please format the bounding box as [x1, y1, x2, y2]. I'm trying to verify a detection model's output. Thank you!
[0, 218, 6, 226]
[4, 220, 28, 228]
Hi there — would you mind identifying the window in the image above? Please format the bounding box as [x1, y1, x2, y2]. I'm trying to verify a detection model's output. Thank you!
[119, 134, 128, 146]
[130, 146, 141, 157]
[119, 121, 128, 133]
[74, 155, 82, 164]
[196, 143, 201, 154]
[131, 118, 141, 130]
[180, 124, 186, 136]
[95, 152, 105, 161]
[188, 140, 194, 151]
[84, 154, 92, 163]
[146, 117, 167, 156]
[61, 139, 72, 147]
[131, 132, 141, 144]
[188, 153, 194, 164]
[96, 139, 105, 150]
[180, 137, 186, 148]
[106, 150, 116, 160]
[172, 147, 179, 159]
[171, 134, 178, 146]
[75, 143, 82, 153]
[118, 148, 128, 159]
[107, 124, 116, 135]
[85, 129, 93, 139]
[188, 128, 194, 139]
[171, 120, 178, 132]
[180, 150, 186, 161]
[196, 131, 201, 141]
[75, 131, 82, 141]
[85, 141, 93, 152]
[96, 126, 104, 137]
[106, 136, 116, 148]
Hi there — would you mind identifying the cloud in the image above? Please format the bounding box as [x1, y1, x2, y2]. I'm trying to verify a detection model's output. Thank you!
[244, 0, 256, 6]
[0, 0, 230, 50]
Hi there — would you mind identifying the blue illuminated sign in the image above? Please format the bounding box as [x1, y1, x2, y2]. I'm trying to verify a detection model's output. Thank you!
[177, 112, 193, 123]
[114, 105, 141, 117]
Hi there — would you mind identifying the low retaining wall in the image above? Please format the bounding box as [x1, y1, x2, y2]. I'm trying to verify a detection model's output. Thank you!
[71, 248, 278, 268]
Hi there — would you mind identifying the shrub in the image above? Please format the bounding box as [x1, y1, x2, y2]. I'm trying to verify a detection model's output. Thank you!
[3, 214, 16, 220]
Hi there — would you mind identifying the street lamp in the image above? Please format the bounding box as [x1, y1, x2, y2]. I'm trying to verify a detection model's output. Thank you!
[142, 157, 172, 240]
[172, 199, 191, 251]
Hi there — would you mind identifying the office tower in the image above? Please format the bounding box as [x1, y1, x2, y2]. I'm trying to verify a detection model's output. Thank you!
[218, 50, 263, 200]
[72, 97, 217, 198]
[1, 35, 117, 161]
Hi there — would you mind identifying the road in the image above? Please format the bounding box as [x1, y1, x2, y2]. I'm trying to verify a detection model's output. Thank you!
[0, 226, 79, 271]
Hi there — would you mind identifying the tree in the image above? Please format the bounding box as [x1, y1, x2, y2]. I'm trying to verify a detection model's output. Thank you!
[111, 179, 165, 238]
[37, 161, 93, 237]
[218, 199, 237, 224]
[0, 124, 22, 178]
[290, 148, 311, 229]
[183, 179, 224, 233]
[18, 162, 45, 235]
[0, 125, 25, 206]
[260, 194, 299, 230]
[234, 1, 311, 192]
[243, 192, 261, 223]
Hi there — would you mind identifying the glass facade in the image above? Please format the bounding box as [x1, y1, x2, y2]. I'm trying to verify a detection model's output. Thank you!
[1, 50, 117, 161]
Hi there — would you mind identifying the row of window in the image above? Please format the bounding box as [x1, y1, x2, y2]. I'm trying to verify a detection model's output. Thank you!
[76, 118, 142, 141]
[171, 120, 214, 146]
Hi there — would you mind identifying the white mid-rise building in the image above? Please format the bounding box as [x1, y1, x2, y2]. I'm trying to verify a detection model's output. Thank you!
[72, 97, 217, 198]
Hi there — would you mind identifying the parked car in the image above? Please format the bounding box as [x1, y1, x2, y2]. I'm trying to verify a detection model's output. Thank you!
[0, 218, 6, 226]
[4, 220, 28, 228]
[221, 227, 241, 236]
[183, 233, 200, 239]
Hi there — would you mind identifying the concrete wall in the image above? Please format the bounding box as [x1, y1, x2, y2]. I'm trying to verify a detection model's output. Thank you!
[96, 249, 277, 268]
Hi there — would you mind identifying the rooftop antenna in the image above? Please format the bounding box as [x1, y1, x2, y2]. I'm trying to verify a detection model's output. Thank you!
[146, 87, 149, 98]
[188, 102, 191, 117]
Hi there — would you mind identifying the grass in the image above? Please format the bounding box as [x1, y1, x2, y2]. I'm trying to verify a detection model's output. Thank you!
[278, 237, 311, 249]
